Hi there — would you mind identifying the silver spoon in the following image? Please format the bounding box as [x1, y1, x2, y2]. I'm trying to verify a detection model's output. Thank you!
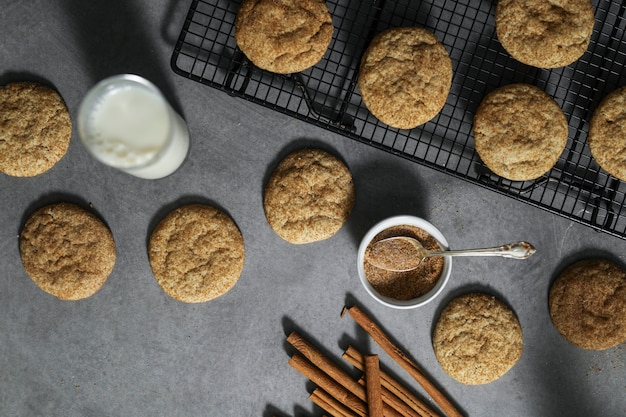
[366, 236, 536, 272]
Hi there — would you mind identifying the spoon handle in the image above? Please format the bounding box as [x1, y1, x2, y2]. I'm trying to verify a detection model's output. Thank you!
[428, 241, 536, 259]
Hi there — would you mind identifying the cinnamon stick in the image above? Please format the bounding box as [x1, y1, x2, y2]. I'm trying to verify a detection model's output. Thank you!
[341, 305, 463, 417]
[344, 345, 440, 417]
[365, 355, 384, 417]
[311, 388, 359, 417]
[289, 353, 368, 417]
[286, 332, 405, 417]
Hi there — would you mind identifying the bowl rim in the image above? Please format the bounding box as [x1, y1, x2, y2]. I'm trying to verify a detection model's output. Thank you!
[357, 215, 451, 309]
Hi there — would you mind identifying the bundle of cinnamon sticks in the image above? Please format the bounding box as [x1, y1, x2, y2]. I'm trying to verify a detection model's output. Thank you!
[286, 305, 463, 417]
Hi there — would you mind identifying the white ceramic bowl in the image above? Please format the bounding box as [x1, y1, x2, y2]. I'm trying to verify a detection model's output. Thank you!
[357, 215, 451, 309]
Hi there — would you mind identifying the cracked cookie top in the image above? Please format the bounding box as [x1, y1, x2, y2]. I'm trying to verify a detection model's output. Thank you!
[263, 148, 354, 244]
[357, 26, 452, 130]
[0, 82, 71, 177]
[496, 0, 595, 68]
[433, 292, 523, 385]
[234, 0, 333, 74]
[549, 259, 626, 350]
[589, 86, 626, 182]
[149, 204, 245, 303]
[474, 83, 568, 181]
[20, 203, 116, 300]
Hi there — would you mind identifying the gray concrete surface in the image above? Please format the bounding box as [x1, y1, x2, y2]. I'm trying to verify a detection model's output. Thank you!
[1, 1, 624, 416]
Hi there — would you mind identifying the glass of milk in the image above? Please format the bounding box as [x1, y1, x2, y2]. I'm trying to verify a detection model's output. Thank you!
[78, 74, 190, 179]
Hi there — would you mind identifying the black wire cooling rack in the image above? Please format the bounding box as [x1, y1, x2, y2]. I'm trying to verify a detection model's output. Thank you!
[171, 0, 626, 239]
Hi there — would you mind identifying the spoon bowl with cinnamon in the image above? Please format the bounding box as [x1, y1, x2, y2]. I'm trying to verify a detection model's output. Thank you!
[366, 236, 536, 272]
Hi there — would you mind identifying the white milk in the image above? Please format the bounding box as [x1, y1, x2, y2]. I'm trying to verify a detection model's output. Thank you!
[79, 75, 189, 179]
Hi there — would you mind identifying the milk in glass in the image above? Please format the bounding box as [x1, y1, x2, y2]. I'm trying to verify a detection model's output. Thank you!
[78, 75, 189, 179]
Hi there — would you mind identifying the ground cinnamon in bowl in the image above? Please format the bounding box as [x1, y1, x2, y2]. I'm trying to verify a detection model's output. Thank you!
[364, 225, 444, 300]
[357, 215, 451, 309]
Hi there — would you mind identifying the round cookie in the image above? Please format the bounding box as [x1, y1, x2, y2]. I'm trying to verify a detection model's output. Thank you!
[263, 148, 355, 244]
[19, 203, 116, 300]
[588, 86, 626, 181]
[0, 82, 72, 177]
[433, 293, 523, 385]
[234, 0, 333, 74]
[149, 204, 245, 303]
[474, 83, 568, 181]
[549, 259, 626, 350]
[496, 0, 595, 68]
[358, 27, 452, 129]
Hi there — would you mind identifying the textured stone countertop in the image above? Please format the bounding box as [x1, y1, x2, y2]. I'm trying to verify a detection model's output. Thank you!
[1, 1, 624, 416]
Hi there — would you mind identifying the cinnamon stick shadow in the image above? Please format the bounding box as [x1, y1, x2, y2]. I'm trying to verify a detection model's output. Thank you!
[282, 316, 357, 382]
[262, 404, 314, 417]
[342, 304, 465, 417]
[339, 293, 373, 354]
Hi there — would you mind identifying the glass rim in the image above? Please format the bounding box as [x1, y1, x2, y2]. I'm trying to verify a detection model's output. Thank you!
[77, 74, 176, 171]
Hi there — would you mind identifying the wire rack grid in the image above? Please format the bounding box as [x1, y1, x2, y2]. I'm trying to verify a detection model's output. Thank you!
[171, 0, 626, 239]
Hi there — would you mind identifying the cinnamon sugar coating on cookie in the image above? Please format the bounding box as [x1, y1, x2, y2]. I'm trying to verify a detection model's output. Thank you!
[549, 259, 626, 350]
[589, 86, 626, 181]
[358, 27, 452, 129]
[149, 204, 245, 303]
[235, 0, 333, 73]
[496, 0, 594, 68]
[433, 293, 523, 385]
[263, 148, 355, 244]
[0, 82, 71, 177]
[19, 203, 116, 300]
[474, 83, 568, 181]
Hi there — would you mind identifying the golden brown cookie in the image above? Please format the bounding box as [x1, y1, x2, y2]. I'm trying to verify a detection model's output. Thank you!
[474, 83, 568, 181]
[358, 27, 452, 129]
[19, 203, 116, 300]
[263, 148, 355, 244]
[234, 0, 333, 74]
[495, 0, 595, 68]
[433, 293, 523, 385]
[549, 259, 626, 350]
[149, 204, 245, 303]
[588, 86, 626, 181]
[0, 82, 72, 177]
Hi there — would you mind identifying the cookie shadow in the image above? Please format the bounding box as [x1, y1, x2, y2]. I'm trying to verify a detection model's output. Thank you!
[146, 195, 235, 250]
[19, 192, 110, 236]
[262, 138, 348, 190]
[546, 248, 626, 315]
[280, 312, 362, 416]
[346, 158, 428, 248]
[0, 71, 60, 90]
[17, 193, 113, 277]
[429, 283, 518, 339]
[533, 248, 625, 416]
[281, 314, 354, 375]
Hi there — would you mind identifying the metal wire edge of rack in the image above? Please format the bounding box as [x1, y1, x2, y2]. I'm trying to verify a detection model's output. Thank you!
[170, 0, 626, 240]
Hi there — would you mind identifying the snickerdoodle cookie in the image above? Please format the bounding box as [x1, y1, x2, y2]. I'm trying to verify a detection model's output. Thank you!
[263, 148, 355, 244]
[358, 27, 452, 129]
[588, 86, 626, 181]
[19, 203, 116, 300]
[496, 0, 595, 68]
[149, 204, 245, 303]
[234, 0, 333, 74]
[474, 83, 568, 181]
[0, 82, 71, 177]
[549, 259, 626, 350]
[433, 292, 523, 385]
